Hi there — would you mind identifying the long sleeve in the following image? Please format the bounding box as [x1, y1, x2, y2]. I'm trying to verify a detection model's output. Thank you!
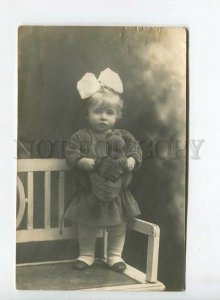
[65, 131, 86, 169]
[121, 129, 142, 170]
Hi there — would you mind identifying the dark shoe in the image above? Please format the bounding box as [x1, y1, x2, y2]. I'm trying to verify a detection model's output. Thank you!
[72, 260, 89, 270]
[111, 262, 127, 273]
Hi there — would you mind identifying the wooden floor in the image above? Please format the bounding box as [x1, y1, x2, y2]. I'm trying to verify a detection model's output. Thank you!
[16, 260, 165, 291]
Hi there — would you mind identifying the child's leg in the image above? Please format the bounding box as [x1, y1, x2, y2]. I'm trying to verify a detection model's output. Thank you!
[77, 223, 98, 266]
[106, 222, 127, 266]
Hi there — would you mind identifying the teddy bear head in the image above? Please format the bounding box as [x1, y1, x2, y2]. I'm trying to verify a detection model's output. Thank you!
[107, 133, 125, 159]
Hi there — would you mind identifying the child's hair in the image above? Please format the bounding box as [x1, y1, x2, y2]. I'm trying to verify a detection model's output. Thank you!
[84, 87, 124, 119]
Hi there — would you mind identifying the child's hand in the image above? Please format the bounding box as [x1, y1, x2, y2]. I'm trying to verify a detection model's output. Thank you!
[126, 157, 136, 171]
[78, 157, 95, 172]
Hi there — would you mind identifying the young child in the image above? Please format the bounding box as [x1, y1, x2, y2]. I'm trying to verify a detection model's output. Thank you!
[65, 68, 142, 272]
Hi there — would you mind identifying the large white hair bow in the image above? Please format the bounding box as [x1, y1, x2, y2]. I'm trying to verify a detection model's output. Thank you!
[77, 68, 123, 99]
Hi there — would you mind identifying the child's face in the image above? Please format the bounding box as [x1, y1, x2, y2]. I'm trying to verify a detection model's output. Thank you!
[88, 105, 118, 132]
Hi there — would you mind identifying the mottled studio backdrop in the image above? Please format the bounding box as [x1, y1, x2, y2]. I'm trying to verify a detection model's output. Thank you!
[18, 27, 186, 290]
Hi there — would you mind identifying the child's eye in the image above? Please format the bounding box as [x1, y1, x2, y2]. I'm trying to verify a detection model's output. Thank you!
[106, 110, 115, 115]
[93, 109, 102, 114]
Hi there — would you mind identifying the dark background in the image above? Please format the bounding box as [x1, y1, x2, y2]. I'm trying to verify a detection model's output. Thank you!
[18, 26, 187, 290]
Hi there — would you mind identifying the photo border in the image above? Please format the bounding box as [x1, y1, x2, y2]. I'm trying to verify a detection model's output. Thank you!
[1, 0, 220, 299]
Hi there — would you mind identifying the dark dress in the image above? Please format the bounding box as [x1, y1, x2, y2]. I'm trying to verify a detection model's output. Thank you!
[64, 128, 142, 227]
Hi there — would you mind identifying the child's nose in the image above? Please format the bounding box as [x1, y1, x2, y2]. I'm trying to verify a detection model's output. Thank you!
[100, 113, 107, 120]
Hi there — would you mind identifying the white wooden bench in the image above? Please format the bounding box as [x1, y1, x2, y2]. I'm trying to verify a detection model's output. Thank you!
[16, 159, 165, 291]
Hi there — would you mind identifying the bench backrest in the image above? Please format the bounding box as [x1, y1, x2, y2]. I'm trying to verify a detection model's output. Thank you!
[17, 159, 103, 244]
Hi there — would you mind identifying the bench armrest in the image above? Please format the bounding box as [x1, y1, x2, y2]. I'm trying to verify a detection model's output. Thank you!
[128, 218, 160, 283]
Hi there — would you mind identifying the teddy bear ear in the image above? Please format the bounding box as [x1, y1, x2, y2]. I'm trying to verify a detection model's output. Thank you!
[110, 135, 126, 148]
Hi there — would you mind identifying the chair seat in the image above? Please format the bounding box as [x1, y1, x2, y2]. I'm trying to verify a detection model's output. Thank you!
[16, 260, 165, 291]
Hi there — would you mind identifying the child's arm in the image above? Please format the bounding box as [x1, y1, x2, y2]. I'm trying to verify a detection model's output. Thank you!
[121, 129, 142, 170]
[65, 130, 95, 171]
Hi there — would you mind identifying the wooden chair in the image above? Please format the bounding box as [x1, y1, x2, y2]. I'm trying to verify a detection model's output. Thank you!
[16, 159, 165, 291]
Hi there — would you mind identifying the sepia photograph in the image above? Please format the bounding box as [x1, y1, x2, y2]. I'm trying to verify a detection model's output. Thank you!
[16, 26, 187, 291]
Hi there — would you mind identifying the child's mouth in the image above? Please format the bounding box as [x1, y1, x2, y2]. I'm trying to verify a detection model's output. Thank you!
[98, 123, 107, 126]
[96, 123, 109, 131]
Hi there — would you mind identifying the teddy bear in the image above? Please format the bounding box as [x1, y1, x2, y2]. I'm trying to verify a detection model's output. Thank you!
[89, 132, 128, 204]
[94, 132, 128, 181]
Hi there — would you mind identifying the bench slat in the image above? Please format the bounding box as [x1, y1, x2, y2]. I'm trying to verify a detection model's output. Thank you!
[16, 227, 76, 243]
[128, 218, 157, 237]
[58, 171, 65, 227]
[146, 232, 160, 282]
[16, 227, 104, 243]
[27, 172, 34, 229]
[44, 171, 51, 229]
[18, 159, 69, 172]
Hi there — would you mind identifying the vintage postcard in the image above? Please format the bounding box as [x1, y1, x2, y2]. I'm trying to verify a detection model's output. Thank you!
[16, 26, 187, 291]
